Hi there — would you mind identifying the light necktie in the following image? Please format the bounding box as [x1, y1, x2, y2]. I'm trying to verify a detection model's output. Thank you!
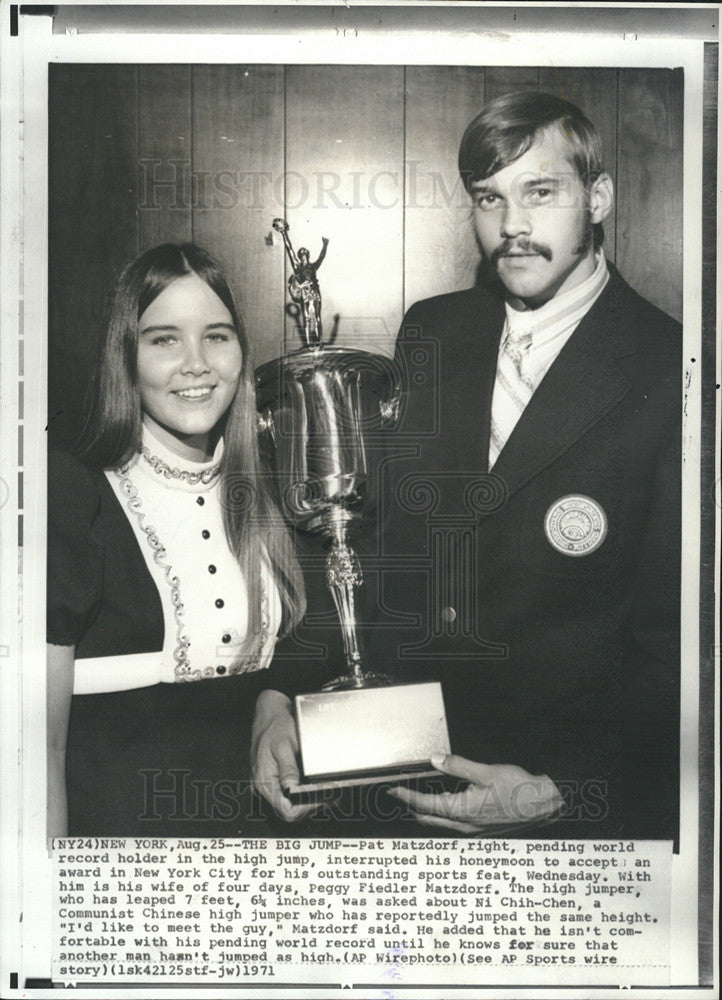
[488, 325, 534, 469]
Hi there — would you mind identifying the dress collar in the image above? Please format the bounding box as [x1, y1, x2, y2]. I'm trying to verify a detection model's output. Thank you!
[137, 422, 223, 491]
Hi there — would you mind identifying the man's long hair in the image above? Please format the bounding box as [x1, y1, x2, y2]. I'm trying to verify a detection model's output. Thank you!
[458, 91, 606, 249]
[79, 243, 305, 645]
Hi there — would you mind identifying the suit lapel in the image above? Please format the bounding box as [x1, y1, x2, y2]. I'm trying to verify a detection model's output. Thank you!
[490, 269, 634, 499]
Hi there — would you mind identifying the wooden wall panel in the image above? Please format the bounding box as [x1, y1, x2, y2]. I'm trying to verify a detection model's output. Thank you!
[615, 68, 683, 322]
[285, 65, 405, 358]
[404, 66, 486, 307]
[191, 65, 286, 367]
[538, 67, 619, 260]
[48, 65, 139, 450]
[48, 64, 685, 443]
[484, 66, 540, 103]
[138, 66, 193, 248]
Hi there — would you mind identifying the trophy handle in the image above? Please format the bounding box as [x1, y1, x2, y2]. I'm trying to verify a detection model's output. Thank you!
[379, 385, 401, 427]
[256, 408, 276, 445]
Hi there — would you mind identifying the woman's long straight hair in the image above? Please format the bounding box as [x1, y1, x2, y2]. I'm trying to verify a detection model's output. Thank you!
[79, 243, 305, 646]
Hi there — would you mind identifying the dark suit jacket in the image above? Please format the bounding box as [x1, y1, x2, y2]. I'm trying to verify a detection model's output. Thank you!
[361, 263, 681, 839]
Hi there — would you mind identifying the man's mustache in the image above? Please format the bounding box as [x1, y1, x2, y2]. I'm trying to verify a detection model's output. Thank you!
[490, 239, 553, 265]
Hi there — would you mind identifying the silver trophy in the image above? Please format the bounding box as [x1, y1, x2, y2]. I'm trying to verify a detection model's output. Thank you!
[256, 219, 450, 793]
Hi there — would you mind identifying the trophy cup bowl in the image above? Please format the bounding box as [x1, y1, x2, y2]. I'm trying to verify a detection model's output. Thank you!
[256, 345, 451, 793]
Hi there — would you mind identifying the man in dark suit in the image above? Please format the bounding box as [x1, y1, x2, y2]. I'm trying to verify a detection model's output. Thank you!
[377, 91, 680, 839]
[253, 91, 680, 839]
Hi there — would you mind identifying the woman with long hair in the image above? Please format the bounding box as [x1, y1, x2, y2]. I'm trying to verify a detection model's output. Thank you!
[47, 243, 305, 836]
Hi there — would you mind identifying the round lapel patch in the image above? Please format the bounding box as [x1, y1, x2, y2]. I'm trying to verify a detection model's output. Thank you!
[544, 494, 608, 556]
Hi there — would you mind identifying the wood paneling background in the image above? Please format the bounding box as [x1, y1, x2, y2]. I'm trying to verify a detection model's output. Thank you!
[48, 65, 683, 450]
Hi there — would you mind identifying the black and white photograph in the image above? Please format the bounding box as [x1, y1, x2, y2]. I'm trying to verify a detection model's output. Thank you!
[0, 3, 718, 996]
[46, 61, 684, 841]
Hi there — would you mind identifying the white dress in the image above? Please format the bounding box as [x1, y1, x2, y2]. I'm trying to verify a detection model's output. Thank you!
[49, 427, 285, 835]
[73, 423, 282, 694]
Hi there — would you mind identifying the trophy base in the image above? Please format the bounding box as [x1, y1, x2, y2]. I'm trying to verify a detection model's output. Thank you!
[288, 681, 450, 800]
[285, 765, 441, 800]
[321, 672, 395, 691]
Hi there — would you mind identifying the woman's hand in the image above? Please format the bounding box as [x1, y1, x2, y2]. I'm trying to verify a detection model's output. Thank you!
[388, 754, 564, 834]
[47, 643, 75, 841]
[251, 690, 317, 822]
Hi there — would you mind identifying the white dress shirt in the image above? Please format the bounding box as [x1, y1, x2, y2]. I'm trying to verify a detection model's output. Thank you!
[488, 251, 610, 469]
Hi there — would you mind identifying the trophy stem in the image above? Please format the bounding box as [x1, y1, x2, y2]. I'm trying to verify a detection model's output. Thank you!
[324, 514, 364, 683]
[322, 512, 394, 691]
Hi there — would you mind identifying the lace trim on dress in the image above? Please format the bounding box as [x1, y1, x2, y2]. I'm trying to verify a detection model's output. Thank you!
[232, 583, 271, 676]
[115, 465, 195, 681]
[140, 446, 221, 486]
[114, 465, 271, 681]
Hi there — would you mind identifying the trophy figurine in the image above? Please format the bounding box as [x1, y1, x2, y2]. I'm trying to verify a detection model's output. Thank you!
[273, 217, 328, 348]
[256, 219, 450, 794]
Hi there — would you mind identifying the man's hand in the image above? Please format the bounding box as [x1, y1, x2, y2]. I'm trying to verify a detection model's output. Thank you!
[387, 755, 564, 834]
[251, 690, 316, 822]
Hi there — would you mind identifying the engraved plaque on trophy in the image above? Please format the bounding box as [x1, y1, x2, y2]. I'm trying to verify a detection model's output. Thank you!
[255, 219, 451, 795]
